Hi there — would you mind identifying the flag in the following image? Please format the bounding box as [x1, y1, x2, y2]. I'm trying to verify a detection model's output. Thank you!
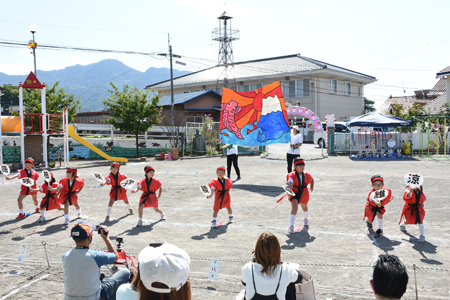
[220, 82, 290, 146]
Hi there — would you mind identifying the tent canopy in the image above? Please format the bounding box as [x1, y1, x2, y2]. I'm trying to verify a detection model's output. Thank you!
[346, 112, 412, 127]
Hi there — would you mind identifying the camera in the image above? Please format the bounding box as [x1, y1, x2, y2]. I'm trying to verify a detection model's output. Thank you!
[97, 226, 108, 236]
[116, 237, 123, 243]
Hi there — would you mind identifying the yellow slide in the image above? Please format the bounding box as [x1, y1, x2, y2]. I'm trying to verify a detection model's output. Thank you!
[1, 116, 21, 133]
[68, 125, 128, 164]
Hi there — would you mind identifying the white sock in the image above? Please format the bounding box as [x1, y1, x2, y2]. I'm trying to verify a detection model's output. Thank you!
[35, 205, 39, 209]
[107, 206, 112, 216]
[40, 211, 45, 218]
[127, 203, 132, 209]
[303, 211, 309, 219]
[419, 224, 425, 236]
[139, 218, 143, 221]
[64, 214, 70, 219]
[160, 211, 165, 216]
[212, 217, 217, 222]
[229, 214, 233, 218]
[290, 214, 296, 227]
[400, 220, 406, 226]
[20, 209, 24, 214]
[378, 219, 384, 230]
[76, 209, 81, 215]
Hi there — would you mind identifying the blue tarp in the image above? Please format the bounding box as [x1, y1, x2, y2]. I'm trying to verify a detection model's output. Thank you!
[346, 112, 412, 127]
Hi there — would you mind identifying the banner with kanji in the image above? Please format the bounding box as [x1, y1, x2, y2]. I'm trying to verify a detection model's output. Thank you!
[220, 81, 290, 146]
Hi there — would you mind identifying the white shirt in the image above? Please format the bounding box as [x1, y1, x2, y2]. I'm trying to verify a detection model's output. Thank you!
[287, 134, 303, 155]
[241, 262, 299, 299]
[224, 144, 238, 155]
[116, 283, 140, 300]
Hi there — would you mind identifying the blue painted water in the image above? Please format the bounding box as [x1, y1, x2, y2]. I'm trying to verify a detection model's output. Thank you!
[221, 111, 290, 146]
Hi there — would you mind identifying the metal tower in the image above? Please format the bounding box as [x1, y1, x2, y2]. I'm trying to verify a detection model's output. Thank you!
[212, 12, 239, 88]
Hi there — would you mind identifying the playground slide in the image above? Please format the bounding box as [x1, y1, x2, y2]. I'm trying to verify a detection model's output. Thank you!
[68, 125, 128, 164]
[1, 116, 21, 133]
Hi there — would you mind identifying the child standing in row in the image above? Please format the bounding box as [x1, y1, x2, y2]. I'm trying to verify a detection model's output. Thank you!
[132, 165, 165, 227]
[286, 157, 314, 233]
[6, 158, 40, 219]
[49, 168, 85, 225]
[207, 166, 233, 228]
[363, 175, 393, 238]
[30, 173, 62, 222]
[100, 162, 134, 222]
[399, 178, 426, 243]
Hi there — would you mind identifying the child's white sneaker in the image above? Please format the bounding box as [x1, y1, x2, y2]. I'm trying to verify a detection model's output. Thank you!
[160, 213, 166, 220]
[136, 220, 143, 227]
[64, 218, 70, 225]
[399, 224, 407, 232]
[228, 216, 234, 223]
[418, 235, 425, 243]
[304, 218, 309, 226]
[289, 226, 295, 234]
[211, 221, 218, 228]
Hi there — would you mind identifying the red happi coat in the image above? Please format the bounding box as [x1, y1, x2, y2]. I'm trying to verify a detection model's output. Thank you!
[39, 183, 61, 211]
[400, 187, 426, 224]
[286, 171, 313, 204]
[138, 177, 162, 208]
[58, 177, 85, 205]
[209, 177, 233, 210]
[364, 188, 393, 222]
[18, 169, 39, 195]
[105, 173, 128, 201]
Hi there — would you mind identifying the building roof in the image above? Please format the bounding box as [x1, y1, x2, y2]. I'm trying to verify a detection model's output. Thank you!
[76, 111, 113, 115]
[428, 78, 446, 96]
[158, 90, 221, 106]
[423, 93, 447, 115]
[377, 96, 431, 114]
[437, 65, 450, 77]
[146, 54, 377, 90]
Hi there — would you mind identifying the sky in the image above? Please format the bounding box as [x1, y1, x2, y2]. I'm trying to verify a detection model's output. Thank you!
[1, 0, 450, 109]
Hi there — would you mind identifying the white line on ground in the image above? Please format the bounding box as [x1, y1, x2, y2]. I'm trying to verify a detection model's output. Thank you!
[1, 274, 50, 299]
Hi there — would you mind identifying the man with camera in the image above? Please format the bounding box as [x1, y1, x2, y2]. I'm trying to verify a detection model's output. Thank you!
[62, 222, 130, 300]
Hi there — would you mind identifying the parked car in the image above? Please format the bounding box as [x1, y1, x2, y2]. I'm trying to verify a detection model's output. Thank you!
[313, 122, 349, 147]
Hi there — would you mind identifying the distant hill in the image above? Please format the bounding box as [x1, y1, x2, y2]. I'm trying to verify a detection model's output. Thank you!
[0, 59, 191, 112]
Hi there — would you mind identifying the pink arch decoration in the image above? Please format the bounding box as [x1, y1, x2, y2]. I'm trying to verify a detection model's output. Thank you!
[286, 106, 323, 133]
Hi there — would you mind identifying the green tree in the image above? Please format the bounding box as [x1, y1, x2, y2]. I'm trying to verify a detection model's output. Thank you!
[388, 101, 425, 132]
[364, 97, 376, 113]
[7, 82, 81, 123]
[0, 84, 20, 114]
[102, 82, 163, 157]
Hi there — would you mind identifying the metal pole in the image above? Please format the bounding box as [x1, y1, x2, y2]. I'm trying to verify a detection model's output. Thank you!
[42, 241, 50, 268]
[169, 35, 175, 126]
[445, 119, 447, 158]
[0, 103, 2, 165]
[41, 87, 48, 168]
[19, 86, 25, 168]
[427, 120, 429, 158]
[436, 118, 439, 157]
[32, 33, 37, 76]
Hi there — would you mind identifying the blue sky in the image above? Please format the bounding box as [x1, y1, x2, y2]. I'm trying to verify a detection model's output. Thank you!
[1, 0, 450, 108]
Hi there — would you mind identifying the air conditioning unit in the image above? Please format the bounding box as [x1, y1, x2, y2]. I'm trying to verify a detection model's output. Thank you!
[202, 85, 206, 89]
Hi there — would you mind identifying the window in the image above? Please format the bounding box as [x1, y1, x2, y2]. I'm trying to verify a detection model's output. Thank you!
[251, 83, 263, 91]
[282, 81, 296, 98]
[358, 86, 363, 97]
[344, 82, 351, 96]
[186, 116, 204, 123]
[330, 79, 337, 94]
[296, 79, 310, 98]
[237, 85, 250, 92]
[230, 86, 237, 91]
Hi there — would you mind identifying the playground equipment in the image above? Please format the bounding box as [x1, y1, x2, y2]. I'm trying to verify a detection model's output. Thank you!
[410, 116, 450, 158]
[1, 72, 127, 167]
[68, 125, 127, 164]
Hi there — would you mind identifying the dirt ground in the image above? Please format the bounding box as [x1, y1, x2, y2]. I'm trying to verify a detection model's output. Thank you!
[0, 152, 449, 299]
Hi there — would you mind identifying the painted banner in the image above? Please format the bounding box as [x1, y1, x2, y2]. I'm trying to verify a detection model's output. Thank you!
[286, 106, 323, 133]
[220, 82, 290, 146]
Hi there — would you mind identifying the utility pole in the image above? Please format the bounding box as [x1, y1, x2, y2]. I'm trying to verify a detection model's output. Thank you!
[159, 34, 180, 126]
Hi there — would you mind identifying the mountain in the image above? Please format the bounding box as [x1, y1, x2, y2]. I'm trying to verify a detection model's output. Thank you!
[0, 59, 191, 112]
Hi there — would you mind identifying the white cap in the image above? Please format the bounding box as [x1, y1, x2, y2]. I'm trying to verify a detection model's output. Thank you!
[291, 125, 299, 131]
[139, 243, 190, 293]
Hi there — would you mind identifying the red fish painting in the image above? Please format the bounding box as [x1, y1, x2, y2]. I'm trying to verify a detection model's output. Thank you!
[221, 100, 243, 139]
